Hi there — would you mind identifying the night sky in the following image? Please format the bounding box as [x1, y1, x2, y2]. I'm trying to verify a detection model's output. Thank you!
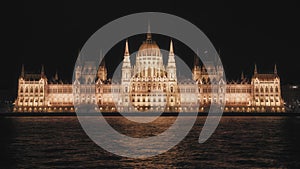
[2, 1, 300, 96]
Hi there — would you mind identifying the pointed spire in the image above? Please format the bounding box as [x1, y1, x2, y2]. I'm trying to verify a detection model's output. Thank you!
[54, 71, 59, 81]
[21, 64, 25, 78]
[100, 59, 106, 67]
[124, 39, 129, 56]
[98, 49, 105, 67]
[274, 64, 277, 74]
[146, 21, 152, 41]
[169, 39, 174, 55]
[241, 71, 244, 80]
[254, 63, 257, 74]
[122, 39, 131, 70]
[41, 64, 45, 77]
[194, 55, 200, 68]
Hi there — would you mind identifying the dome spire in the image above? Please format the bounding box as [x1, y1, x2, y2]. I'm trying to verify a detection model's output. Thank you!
[147, 21, 152, 41]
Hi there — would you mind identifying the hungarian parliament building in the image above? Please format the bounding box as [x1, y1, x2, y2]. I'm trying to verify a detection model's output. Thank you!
[13, 32, 285, 113]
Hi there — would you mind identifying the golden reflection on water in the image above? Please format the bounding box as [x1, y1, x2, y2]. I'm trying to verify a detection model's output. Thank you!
[104, 116, 178, 138]
[1, 116, 300, 168]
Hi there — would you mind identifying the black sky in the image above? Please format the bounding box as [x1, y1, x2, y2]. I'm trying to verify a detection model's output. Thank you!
[2, 0, 300, 94]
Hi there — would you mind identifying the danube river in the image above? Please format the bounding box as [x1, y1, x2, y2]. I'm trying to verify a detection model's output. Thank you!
[1, 115, 300, 168]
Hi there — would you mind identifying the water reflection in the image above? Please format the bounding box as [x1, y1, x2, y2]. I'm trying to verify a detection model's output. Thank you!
[0, 116, 300, 168]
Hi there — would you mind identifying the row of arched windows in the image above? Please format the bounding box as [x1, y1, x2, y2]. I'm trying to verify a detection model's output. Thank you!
[255, 86, 279, 93]
[20, 86, 43, 93]
[131, 83, 175, 92]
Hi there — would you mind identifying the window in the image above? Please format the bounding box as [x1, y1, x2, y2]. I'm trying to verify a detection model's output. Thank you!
[275, 86, 279, 93]
[202, 78, 206, 84]
[207, 78, 211, 84]
[170, 86, 174, 93]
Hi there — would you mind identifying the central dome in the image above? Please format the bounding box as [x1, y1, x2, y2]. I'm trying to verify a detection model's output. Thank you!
[135, 31, 164, 71]
[137, 32, 161, 57]
[138, 41, 160, 51]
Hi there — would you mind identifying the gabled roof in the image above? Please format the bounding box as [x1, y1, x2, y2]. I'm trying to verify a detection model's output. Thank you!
[253, 73, 279, 80]
[23, 74, 42, 81]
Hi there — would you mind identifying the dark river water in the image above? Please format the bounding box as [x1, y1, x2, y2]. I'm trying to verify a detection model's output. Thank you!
[1, 115, 300, 168]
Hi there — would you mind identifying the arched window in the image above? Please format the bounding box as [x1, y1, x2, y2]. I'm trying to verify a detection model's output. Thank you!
[142, 84, 146, 90]
[270, 87, 273, 92]
[260, 87, 263, 93]
[87, 78, 91, 84]
[40, 87, 43, 93]
[170, 86, 174, 93]
[265, 87, 268, 93]
[35, 87, 38, 93]
[202, 78, 206, 84]
[207, 78, 211, 84]
[30, 87, 33, 93]
[275, 86, 279, 93]
[255, 87, 259, 93]
[20, 87, 23, 93]
[212, 78, 217, 84]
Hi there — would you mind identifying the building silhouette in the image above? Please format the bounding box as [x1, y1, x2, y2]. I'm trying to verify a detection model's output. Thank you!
[13, 31, 285, 112]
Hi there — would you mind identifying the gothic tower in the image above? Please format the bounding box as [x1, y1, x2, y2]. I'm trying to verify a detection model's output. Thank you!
[167, 40, 177, 81]
[97, 51, 107, 81]
[121, 40, 131, 106]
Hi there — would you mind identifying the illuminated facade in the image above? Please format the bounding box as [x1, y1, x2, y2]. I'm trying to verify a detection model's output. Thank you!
[14, 32, 285, 112]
